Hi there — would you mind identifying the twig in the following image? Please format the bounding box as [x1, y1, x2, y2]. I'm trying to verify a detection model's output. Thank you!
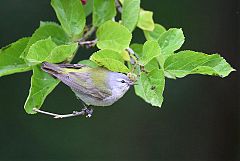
[33, 108, 93, 119]
[78, 39, 98, 48]
[126, 47, 139, 58]
[54, 111, 86, 119]
[79, 26, 96, 42]
[33, 108, 58, 117]
[126, 47, 139, 65]
[76, 25, 97, 48]
[115, 0, 122, 13]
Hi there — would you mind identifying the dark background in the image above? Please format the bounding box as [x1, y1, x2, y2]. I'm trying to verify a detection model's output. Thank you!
[0, 0, 239, 161]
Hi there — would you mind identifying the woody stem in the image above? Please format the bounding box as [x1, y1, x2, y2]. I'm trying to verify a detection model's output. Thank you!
[33, 108, 92, 119]
[115, 0, 122, 13]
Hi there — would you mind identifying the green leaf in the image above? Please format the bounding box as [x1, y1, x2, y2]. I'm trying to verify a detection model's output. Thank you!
[47, 43, 78, 63]
[121, 0, 140, 32]
[164, 50, 235, 78]
[24, 66, 60, 114]
[164, 71, 176, 79]
[158, 28, 185, 55]
[118, 0, 124, 4]
[93, 0, 116, 27]
[144, 59, 160, 72]
[40, 21, 54, 27]
[139, 40, 161, 65]
[25, 38, 57, 65]
[144, 24, 166, 40]
[78, 59, 98, 68]
[51, 0, 86, 39]
[120, 50, 131, 62]
[21, 22, 69, 58]
[97, 21, 132, 52]
[83, 0, 93, 16]
[137, 9, 154, 31]
[0, 38, 31, 77]
[130, 43, 143, 56]
[90, 49, 129, 73]
[26, 38, 78, 64]
[156, 28, 185, 68]
[130, 43, 159, 72]
[134, 68, 165, 107]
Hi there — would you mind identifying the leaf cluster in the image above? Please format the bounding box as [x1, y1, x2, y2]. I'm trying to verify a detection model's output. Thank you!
[0, 0, 235, 114]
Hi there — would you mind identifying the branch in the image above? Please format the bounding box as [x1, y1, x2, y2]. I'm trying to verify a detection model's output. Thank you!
[115, 0, 122, 13]
[126, 47, 139, 65]
[76, 25, 97, 48]
[78, 39, 98, 48]
[77, 25, 96, 44]
[77, 0, 123, 48]
[33, 107, 93, 119]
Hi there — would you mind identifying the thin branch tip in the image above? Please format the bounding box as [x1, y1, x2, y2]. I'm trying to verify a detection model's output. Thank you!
[31, 107, 93, 119]
[115, 0, 122, 13]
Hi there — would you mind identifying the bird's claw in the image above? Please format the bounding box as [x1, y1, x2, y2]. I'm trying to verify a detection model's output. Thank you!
[83, 108, 93, 118]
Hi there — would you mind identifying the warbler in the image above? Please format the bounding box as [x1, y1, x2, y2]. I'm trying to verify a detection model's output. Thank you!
[41, 62, 134, 107]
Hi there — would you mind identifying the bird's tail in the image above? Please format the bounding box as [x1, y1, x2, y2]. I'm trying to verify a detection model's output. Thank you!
[41, 62, 86, 76]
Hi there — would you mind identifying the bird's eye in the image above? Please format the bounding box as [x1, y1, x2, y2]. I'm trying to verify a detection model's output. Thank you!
[121, 80, 126, 83]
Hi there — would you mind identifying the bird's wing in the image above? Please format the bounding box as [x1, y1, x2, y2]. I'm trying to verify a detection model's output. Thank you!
[58, 63, 86, 69]
[56, 71, 112, 100]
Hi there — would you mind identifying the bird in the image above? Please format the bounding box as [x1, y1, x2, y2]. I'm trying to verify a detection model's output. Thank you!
[39, 62, 134, 118]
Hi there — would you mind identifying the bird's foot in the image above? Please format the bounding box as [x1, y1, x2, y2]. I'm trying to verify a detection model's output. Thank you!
[81, 107, 94, 118]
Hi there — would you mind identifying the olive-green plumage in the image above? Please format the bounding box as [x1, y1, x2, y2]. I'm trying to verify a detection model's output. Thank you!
[41, 62, 133, 106]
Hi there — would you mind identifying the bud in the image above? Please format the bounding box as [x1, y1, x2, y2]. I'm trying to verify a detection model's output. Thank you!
[81, 0, 87, 5]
